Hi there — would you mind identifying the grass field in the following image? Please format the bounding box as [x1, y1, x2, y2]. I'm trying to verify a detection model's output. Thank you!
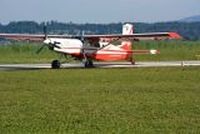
[0, 67, 200, 133]
[133, 41, 200, 61]
[0, 42, 58, 63]
[0, 41, 200, 63]
[0, 41, 200, 133]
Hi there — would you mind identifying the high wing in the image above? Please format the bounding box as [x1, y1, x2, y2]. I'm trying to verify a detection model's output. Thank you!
[0, 33, 45, 42]
[0, 32, 182, 42]
[84, 32, 182, 40]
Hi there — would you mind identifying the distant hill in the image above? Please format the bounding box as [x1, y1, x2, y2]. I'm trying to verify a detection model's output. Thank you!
[0, 21, 200, 40]
[180, 15, 200, 22]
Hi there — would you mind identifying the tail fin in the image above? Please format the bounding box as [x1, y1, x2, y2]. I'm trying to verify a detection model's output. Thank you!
[132, 49, 160, 55]
[122, 23, 134, 35]
[120, 23, 134, 50]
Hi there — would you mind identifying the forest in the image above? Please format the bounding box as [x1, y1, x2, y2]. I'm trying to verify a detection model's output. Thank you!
[0, 21, 200, 40]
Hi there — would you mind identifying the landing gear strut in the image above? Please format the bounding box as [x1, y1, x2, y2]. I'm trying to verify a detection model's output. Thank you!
[51, 60, 61, 69]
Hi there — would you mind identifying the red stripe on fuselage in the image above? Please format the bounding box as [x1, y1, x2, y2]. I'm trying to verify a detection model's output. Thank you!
[59, 47, 132, 61]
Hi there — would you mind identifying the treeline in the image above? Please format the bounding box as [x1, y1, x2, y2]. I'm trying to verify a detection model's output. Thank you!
[0, 21, 200, 40]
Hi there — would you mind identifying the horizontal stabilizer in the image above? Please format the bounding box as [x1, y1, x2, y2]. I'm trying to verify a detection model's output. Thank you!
[132, 49, 160, 55]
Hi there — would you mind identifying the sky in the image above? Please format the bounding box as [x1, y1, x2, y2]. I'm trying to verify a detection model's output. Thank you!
[0, 0, 200, 24]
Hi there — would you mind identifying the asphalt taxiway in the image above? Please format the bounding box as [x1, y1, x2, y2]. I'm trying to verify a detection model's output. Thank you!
[0, 61, 200, 71]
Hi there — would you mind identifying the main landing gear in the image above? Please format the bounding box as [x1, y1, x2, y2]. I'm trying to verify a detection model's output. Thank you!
[50, 59, 94, 69]
[51, 60, 61, 69]
[129, 57, 135, 65]
[84, 59, 94, 68]
[51, 54, 70, 69]
[131, 60, 135, 65]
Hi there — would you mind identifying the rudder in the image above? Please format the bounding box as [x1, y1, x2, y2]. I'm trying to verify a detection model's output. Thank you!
[119, 23, 134, 51]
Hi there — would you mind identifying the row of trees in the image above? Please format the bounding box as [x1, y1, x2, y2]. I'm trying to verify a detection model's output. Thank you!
[0, 21, 200, 40]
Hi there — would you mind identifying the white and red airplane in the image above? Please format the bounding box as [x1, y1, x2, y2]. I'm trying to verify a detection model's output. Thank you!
[0, 23, 182, 68]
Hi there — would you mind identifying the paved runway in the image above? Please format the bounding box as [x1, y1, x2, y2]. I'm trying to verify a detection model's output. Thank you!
[0, 61, 200, 71]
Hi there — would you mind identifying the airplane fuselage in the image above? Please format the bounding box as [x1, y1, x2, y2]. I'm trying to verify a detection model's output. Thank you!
[44, 38, 132, 61]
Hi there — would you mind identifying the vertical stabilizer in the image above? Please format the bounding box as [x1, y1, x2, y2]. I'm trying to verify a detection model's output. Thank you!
[120, 23, 134, 50]
[122, 23, 134, 35]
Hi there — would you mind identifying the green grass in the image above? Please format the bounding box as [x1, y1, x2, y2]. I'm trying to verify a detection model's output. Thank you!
[133, 40, 200, 61]
[0, 41, 200, 63]
[0, 42, 58, 63]
[0, 67, 200, 133]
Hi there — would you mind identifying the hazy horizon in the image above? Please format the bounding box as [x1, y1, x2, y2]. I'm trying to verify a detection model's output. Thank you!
[0, 0, 200, 24]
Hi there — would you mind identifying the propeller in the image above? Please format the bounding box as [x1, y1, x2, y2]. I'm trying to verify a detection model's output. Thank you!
[36, 23, 61, 54]
[36, 39, 61, 54]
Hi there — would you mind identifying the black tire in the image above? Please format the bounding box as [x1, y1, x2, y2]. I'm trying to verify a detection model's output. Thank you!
[88, 60, 93, 67]
[84, 60, 93, 68]
[131, 60, 135, 65]
[51, 60, 61, 69]
[84, 60, 90, 68]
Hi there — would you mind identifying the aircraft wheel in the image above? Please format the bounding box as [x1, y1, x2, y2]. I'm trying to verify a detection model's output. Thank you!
[131, 60, 135, 65]
[88, 60, 93, 67]
[129, 57, 135, 65]
[51, 60, 61, 69]
[84, 60, 93, 68]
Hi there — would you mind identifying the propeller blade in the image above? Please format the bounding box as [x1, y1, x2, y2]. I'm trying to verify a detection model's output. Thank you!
[36, 44, 46, 54]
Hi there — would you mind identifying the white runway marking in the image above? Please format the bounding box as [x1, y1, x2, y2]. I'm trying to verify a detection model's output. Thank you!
[0, 61, 200, 71]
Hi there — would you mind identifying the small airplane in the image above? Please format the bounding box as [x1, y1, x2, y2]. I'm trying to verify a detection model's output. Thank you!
[0, 23, 182, 68]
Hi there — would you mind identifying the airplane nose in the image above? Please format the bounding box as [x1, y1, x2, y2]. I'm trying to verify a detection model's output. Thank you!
[43, 39, 51, 44]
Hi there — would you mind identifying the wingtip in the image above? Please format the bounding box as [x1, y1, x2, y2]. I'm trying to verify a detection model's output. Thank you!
[169, 32, 182, 39]
[150, 50, 160, 54]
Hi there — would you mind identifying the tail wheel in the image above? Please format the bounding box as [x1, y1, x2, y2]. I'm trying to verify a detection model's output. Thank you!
[129, 57, 135, 65]
[51, 60, 61, 69]
[131, 60, 135, 65]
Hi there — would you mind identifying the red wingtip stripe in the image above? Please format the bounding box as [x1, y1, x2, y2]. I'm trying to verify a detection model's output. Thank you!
[169, 32, 182, 39]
